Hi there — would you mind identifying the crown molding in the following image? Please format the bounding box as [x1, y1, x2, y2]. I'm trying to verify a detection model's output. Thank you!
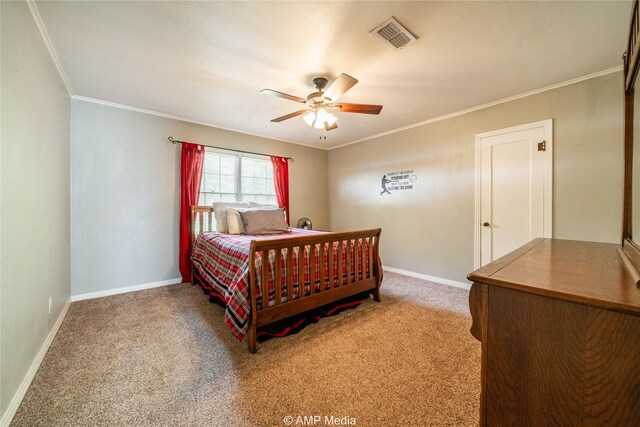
[26, 0, 73, 96]
[329, 66, 623, 150]
[71, 95, 326, 151]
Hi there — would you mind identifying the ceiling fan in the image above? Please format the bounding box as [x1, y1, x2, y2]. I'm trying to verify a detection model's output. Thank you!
[260, 73, 383, 131]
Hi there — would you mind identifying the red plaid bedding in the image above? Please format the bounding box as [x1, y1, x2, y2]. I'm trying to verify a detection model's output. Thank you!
[191, 229, 372, 341]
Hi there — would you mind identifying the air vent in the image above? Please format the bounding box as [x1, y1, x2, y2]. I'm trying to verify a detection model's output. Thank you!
[370, 17, 418, 50]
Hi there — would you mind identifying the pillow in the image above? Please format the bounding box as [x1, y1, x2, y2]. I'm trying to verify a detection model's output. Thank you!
[226, 207, 245, 235]
[240, 208, 289, 235]
[226, 206, 280, 234]
[250, 202, 287, 220]
[213, 202, 249, 233]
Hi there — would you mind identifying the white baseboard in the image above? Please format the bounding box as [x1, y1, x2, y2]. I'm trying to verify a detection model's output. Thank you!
[382, 265, 471, 290]
[70, 277, 182, 302]
[1, 299, 71, 427]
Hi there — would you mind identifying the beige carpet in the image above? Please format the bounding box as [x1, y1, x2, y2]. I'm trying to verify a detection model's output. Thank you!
[11, 272, 480, 427]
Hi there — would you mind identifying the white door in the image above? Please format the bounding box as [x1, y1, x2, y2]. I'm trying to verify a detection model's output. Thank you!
[475, 120, 553, 268]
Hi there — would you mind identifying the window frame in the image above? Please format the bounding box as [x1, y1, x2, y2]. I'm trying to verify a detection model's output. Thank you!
[199, 148, 277, 205]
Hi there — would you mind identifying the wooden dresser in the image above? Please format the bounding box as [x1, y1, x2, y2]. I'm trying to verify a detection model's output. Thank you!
[468, 238, 640, 426]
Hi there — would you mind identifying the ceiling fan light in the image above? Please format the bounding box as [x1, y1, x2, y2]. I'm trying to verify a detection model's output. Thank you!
[314, 108, 337, 129]
[313, 109, 326, 129]
[303, 111, 316, 126]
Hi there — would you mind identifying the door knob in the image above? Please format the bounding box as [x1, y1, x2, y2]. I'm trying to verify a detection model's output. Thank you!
[483, 222, 491, 227]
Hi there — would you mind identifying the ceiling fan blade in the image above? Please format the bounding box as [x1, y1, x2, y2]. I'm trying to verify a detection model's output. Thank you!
[336, 103, 383, 115]
[271, 110, 308, 122]
[260, 89, 306, 103]
[323, 73, 358, 102]
[324, 121, 338, 131]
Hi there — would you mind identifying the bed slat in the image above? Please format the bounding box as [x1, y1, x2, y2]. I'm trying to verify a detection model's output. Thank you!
[368, 237, 373, 279]
[354, 239, 358, 281]
[261, 251, 269, 310]
[346, 239, 352, 285]
[275, 249, 282, 305]
[319, 242, 326, 292]
[298, 245, 305, 299]
[337, 240, 344, 287]
[329, 242, 335, 290]
[361, 237, 367, 280]
[309, 244, 316, 294]
[286, 248, 293, 302]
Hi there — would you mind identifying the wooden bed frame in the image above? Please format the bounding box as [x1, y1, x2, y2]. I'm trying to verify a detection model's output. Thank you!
[190, 206, 383, 353]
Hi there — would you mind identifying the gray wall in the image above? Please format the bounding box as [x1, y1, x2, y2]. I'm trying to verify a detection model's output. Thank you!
[70, 99, 329, 296]
[328, 72, 624, 283]
[1, 1, 71, 418]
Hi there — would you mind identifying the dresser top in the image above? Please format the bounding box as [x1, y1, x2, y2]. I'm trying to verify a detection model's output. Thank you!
[468, 239, 640, 315]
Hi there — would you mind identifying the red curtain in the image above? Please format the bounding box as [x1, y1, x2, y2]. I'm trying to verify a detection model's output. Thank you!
[271, 156, 290, 225]
[179, 143, 204, 283]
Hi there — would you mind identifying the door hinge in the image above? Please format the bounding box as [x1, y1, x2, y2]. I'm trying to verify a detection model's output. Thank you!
[537, 141, 546, 152]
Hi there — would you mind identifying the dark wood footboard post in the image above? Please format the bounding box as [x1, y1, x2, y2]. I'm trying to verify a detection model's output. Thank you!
[372, 287, 381, 302]
[372, 229, 382, 302]
[247, 323, 257, 354]
[247, 241, 259, 354]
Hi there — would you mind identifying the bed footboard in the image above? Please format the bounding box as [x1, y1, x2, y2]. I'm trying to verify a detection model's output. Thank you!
[246, 228, 382, 353]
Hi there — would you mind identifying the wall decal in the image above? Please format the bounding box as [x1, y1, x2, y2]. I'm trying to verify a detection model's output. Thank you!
[380, 170, 417, 195]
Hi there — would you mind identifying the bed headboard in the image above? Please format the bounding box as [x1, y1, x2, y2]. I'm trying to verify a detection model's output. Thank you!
[191, 206, 215, 245]
[190, 205, 288, 244]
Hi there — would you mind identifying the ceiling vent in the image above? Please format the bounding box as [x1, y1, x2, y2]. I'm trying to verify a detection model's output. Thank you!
[370, 17, 418, 50]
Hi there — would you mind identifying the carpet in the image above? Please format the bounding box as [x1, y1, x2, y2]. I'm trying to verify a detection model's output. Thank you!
[11, 272, 480, 426]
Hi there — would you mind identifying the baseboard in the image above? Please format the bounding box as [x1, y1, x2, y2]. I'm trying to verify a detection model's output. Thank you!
[382, 266, 471, 290]
[0, 299, 71, 427]
[70, 277, 182, 302]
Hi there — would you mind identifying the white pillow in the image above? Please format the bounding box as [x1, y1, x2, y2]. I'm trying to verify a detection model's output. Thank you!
[213, 202, 249, 233]
[226, 208, 244, 235]
[227, 206, 282, 234]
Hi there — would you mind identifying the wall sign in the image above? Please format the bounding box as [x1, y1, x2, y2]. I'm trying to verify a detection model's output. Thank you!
[380, 170, 417, 195]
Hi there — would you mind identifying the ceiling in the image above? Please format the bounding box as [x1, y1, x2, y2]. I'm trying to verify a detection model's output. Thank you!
[35, 1, 632, 149]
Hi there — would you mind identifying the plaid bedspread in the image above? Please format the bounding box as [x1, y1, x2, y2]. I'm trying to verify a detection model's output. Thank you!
[191, 229, 372, 341]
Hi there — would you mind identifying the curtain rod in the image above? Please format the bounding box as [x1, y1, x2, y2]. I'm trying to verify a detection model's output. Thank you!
[168, 136, 294, 162]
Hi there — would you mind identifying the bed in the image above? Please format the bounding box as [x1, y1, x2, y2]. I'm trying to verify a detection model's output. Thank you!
[190, 206, 382, 353]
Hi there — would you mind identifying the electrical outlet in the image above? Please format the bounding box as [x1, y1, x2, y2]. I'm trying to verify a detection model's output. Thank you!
[48, 297, 52, 315]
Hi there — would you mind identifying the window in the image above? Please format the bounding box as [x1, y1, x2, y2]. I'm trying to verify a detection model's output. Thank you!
[198, 150, 277, 205]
